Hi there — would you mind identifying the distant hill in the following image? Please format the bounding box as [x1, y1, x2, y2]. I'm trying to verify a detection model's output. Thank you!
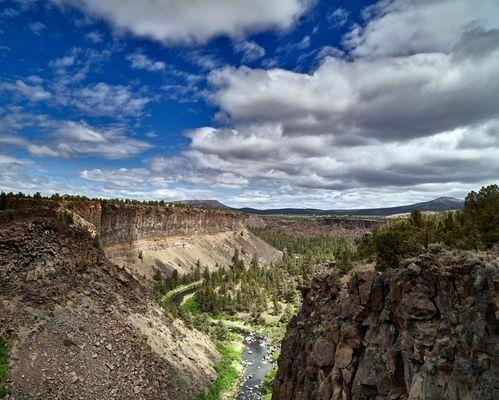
[180, 199, 232, 209]
[181, 197, 464, 216]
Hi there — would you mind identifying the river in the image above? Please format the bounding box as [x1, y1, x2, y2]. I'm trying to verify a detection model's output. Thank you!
[236, 333, 274, 400]
[171, 285, 199, 306]
[172, 285, 275, 399]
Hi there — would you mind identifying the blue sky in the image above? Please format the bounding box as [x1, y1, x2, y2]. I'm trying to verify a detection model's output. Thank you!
[1, 0, 498, 208]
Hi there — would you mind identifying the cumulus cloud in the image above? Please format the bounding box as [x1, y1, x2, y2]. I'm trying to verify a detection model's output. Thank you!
[53, 0, 308, 44]
[209, 39, 499, 142]
[143, 0, 499, 204]
[127, 52, 166, 72]
[344, 0, 499, 57]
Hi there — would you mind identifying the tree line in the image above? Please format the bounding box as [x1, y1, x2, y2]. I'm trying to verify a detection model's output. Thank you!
[358, 184, 498, 270]
[0, 191, 185, 209]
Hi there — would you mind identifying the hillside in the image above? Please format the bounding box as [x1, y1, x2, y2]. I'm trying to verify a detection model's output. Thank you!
[182, 197, 464, 216]
[0, 208, 219, 400]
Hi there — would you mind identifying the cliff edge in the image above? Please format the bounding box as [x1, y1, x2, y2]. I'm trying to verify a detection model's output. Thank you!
[273, 250, 498, 400]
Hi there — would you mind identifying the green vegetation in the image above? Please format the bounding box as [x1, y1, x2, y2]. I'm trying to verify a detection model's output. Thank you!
[152, 185, 498, 399]
[198, 341, 244, 400]
[262, 351, 280, 400]
[250, 228, 357, 272]
[154, 262, 204, 300]
[0, 190, 185, 210]
[195, 253, 299, 319]
[359, 184, 498, 270]
[0, 337, 8, 398]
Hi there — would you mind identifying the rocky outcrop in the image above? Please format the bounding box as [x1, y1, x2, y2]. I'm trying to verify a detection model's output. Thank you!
[0, 208, 219, 400]
[273, 250, 499, 400]
[2, 198, 281, 277]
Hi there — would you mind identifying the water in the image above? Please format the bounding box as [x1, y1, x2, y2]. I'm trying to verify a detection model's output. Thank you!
[172, 286, 275, 399]
[171, 285, 198, 306]
[236, 334, 274, 400]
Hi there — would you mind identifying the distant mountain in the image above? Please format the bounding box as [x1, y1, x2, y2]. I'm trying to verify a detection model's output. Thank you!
[181, 197, 464, 216]
[179, 199, 232, 209]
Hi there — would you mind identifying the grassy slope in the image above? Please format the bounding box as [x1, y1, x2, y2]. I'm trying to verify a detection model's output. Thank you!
[0, 337, 8, 398]
[198, 340, 244, 400]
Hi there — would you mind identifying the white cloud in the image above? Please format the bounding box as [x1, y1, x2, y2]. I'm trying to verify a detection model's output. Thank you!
[1, 119, 153, 160]
[153, 1, 499, 203]
[329, 8, 349, 28]
[53, 0, 308, 44]
[28, 21, 46, 35]
[127, 52, 166, 72]
[344, 0, 499, 58]
[85, 30, 103, 43]
[67, 82, 151, 117]
[0, 79, 52, 101]
[233, 41, 266, 63]
[209, 39, 499, 142]
[54, 121, 107, 143]
[80, 168, 152, 188]
[27, 144, 61, 157]
[53, 121, 153, 158]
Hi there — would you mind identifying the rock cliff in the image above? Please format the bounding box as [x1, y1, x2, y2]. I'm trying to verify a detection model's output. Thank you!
[88, 204, 280, 278]
[0, 208, 219, 400]
[98, 204, 245, 245]
[12, 199, 280, 277]
[273, 250, 498, 400]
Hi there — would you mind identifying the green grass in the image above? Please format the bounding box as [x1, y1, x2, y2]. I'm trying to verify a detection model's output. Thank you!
[183, 294, 201, 316]
[262, 350, 280, 400]
[0, 337, 9, 398]
[198, 342, 244, 400]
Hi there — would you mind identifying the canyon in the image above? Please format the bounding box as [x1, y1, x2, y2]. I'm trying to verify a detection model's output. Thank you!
[0, 207, 218, 399]
[1, 196, 497, 400]
[0, 200, 281, 399]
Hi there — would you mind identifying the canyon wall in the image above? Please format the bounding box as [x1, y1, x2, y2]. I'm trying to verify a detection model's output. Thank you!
[3, 199, 280, 276]
[0, 208, 219, 400]
[66, 202, 280, 277]
[273, 250, 498, 400]
[98, 204, 245, 245]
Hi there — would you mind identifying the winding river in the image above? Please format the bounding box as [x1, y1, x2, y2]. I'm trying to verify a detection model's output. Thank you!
[172, 285, 275, 400]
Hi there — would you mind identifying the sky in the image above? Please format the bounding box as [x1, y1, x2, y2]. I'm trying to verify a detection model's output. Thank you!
[0, 0, 498, 209]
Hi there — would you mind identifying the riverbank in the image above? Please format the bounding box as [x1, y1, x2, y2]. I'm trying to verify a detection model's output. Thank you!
[159, 274, 293, 400]
[199, 338, 245, 400]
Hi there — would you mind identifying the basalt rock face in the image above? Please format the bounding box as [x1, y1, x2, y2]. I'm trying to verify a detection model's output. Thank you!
[92, 204, 280, 277]
[273, 251, 499, 400]
[98, 204, 245, 245]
